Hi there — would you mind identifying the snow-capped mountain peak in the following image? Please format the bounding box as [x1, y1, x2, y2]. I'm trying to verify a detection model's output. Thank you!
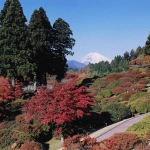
[79, 52, 111, 64]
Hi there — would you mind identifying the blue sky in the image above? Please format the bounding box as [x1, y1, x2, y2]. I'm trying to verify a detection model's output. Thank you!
[1, 0, 150, 61]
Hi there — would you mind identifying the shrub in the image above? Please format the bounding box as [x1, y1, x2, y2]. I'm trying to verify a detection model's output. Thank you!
[106, 73, 123, 83]
[117, 93, 125, 101]
[0, 121, 16, 150]
[137, 78, 149, 84]
[92, 78, 106, 86]
[63, 134, 97, 150]
[65, 74, 78, 80]
[106, 81, 120, 89]
[119, 77, 134, 87]
[146, 68, 150, 74]
[136, 68, 147, 74]
[101, 102, 131, 123]
[20, 142, 43, 150]
[129, 84, 146, 92]
[124, 70, 139, 78]
[14, 114, 51, 144]
[101, 97, 119, 103]
[112, 87, 124, 95]
[120, 101, 129, 107]
[134, 144, 150, 150]
[122, 92, 136, 101]
[94, 95, 103, 102]
[129, 92, 146, 102]
[146, 131, 150, 143]
[97, 89, 112, 98]
[108, 132, 142, 150]
[135, 74, 146, 80]
[144, 55, 150, 64]
[126, 115, 150, 138]
[129, 96, 150, 113]
[129, 58, 143, 65]
[76, 78, 84, 85]
[63, 134, 115, 150]
[92, 78, 107, 88]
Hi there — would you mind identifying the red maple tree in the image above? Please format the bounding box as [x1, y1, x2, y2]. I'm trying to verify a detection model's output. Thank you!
[23, 75, 94, 134]
[0, 77, 14, 101]
[0, 77, 23, 117]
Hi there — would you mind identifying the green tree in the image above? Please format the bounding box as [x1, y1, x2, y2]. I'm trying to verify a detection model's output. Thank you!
[119, 59, 129, 71]
[111, 55, 122, 72]
[52, 18, 75, 80]
[0, 0, 11, 26]
[136, 46, 143, 56]
[28, 7, 53, 86]
[0, 0, 11, 75]
[144, 34, 150, 55]
[102, 102, 131, 123]
[0, 0, 31, 85]
[130, 49, 137, 60]
[92, 61, 111, 77]
[123, 51, 130, 61]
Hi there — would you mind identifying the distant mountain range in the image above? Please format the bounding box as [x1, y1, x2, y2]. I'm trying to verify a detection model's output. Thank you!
[67, 60, 86, 69]
[67, 52, 111, 69]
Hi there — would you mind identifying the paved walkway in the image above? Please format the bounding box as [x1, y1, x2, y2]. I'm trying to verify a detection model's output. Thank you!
[89, 113, 150, 142]
[58, 113, 150, 149]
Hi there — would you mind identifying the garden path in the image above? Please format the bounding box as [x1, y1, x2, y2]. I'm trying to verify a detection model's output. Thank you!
[89, 113, 150, 142]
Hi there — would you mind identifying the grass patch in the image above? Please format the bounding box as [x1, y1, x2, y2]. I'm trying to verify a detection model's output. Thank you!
[48, 137, 62, 150]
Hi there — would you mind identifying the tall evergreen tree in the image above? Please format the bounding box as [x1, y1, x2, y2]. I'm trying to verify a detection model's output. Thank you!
[0, 0, 31, 85]
[136, 46, 143, 56]
[130, 49, 137, 60]
[144, 34, 150, 55]
[28, 7, 53, 86]
[0, 0, 11, 27]
[111, 55, 122, 72]
[123, 51, 130, 61]
[0, 0, 11, 75]
[52, 18, 75, 81]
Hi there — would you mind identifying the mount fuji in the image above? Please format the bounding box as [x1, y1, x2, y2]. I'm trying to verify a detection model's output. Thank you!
[80, 52, 111, 65]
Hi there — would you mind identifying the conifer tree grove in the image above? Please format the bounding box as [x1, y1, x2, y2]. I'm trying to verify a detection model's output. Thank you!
[0, 0, 75, 86]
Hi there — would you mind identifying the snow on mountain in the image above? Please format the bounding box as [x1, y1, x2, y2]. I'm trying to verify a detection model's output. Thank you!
[79, 52, 111, 64]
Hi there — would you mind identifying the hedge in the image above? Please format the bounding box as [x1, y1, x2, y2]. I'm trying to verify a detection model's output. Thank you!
[126, 115, 150, 138]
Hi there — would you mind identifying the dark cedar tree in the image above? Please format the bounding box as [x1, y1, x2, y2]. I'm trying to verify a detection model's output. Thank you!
[0, 0, 11, 75]
[52, 18, 75, 81]
[28, 7, 53, 85]
[0, 0, 31, 81]
[144, 34, 150, 55]
[0, 0, 11, 26]
[23, 75, 94, 134]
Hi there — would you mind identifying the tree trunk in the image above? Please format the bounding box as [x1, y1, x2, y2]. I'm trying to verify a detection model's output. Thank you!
[34, 81, 37, 91]
[42, 143, 49, 150]
[61, 134, 64, 144]
[44, 72, 47, 85]
[11, 77, 15, 87]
